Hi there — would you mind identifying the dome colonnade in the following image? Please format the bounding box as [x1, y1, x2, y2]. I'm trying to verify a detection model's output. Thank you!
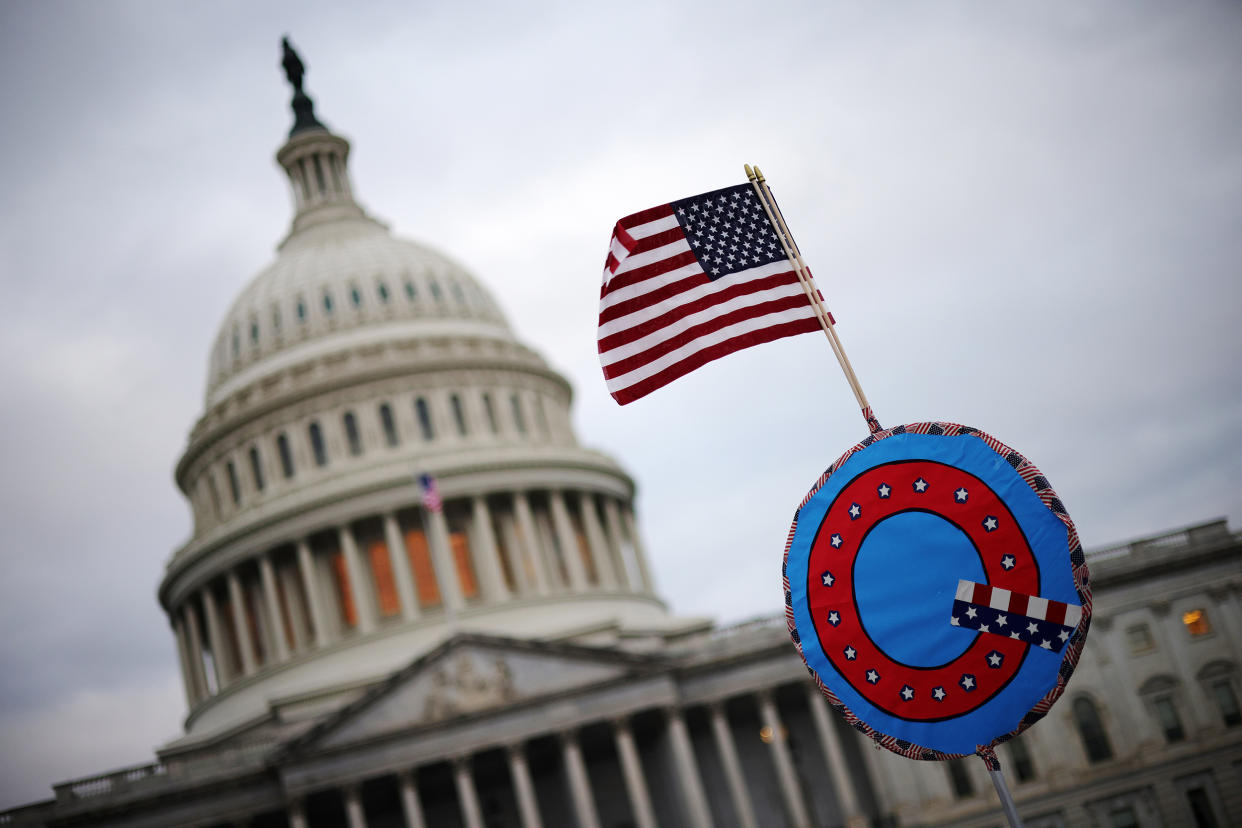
[158, 63, 665, 736]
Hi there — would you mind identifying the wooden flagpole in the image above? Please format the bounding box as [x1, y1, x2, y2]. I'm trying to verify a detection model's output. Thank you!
[745, 164, 881, 433]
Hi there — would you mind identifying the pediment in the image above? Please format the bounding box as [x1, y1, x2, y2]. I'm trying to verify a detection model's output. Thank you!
[306, 634, 658, 752]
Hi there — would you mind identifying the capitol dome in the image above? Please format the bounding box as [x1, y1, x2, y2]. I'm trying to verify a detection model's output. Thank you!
[159, 52, 683, 744]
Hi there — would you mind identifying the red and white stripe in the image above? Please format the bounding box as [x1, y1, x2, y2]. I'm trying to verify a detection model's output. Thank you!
[956, 580, 1083, 628]
[598, 202, 819, 405]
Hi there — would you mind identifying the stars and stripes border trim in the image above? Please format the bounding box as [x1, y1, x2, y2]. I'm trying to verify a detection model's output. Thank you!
[782, 421, 1092, 764]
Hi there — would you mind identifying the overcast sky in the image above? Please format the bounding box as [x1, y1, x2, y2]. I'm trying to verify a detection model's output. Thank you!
[1, 0, 1239, 810]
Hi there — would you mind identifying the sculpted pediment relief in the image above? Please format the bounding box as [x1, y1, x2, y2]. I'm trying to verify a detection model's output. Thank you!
[312, 637, 647, 751]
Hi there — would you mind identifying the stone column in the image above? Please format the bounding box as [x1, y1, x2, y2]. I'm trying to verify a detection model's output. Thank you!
[259, 554, 290, 664]
[343, 783, 367, 828]
[613, 717, 658, 828]
[549, 490, 588, 590]
[507, 743, 543, 828]
[453, 757, 485, 828]
[397, 771, 427, 828]
[201, 586, 231, 685]
[471, 495, 510, 602]
[287, 799, 308, 828]
[561, 731, 601, 828]
[227, 570, 258, 674]
[425, 507, 465, 611]
[1091, 616, 1149, 752]
[182, 604, 210, 699]
[296, 538, 331, 647]
[667, 707, 713, 828]
[172, 612, 198, 705]
[758, 691, 811, 828]
[382, 513, 420, 622]
[497, 513, 531, 596]
[622, 505, 656, 594]
[601, 498, 633, 590]
[805, 686, 868, 828]
[340, 525, 377, 634]
[708, 702, 758, 828]
[513, 492, 550, 595]
[579, 493, 617, 589]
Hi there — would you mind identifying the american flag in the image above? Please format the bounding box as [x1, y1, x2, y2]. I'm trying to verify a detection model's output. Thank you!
[598, 183, 823, 405]
[418, 473, 442, 513]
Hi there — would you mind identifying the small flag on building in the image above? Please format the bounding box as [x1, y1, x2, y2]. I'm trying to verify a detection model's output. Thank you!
[418, 473, 442, 513]
[598, 182, 823, 405]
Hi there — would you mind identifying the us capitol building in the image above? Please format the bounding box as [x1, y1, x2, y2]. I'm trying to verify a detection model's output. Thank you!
[4, 47, 1241, 828]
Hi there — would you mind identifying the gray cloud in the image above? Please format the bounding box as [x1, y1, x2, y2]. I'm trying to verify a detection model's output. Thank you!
[1, 0, 1239, 809]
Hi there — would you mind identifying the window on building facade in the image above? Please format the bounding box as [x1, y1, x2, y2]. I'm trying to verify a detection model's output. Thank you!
[250, 318, 260, 346]
[323, 290, 334, 314]
[226, 460, 241, 505]
[296, 297, 307, 322]
[482, 393, 499, 434]
[366, 538, 400, 618]
[206, 473, 223, 519]
[1182, 608, 1211, 636]
[248, 446, 265, 492]
[379, 403, 399, 447]
[415, 397, 434, 441]
[377, 281, 389, 304]
[1199, 662, 1241, 727]
[350, 284, 362, 308]
[343, 411, 363, 456]
[309, 421, 328, 467]
[1185, 786, 1221, 828]
[1153, 695, 1185, 742]
[404, 279, 416, 301]
[277, 433, 295, 479]
[448, 524, 479, 600]
[1141, 676, 1185, 742]
[1073, 696, 1113, 762]
[404, 527, 441, 608]
[430, 279, 443, 303]
[329, 551, 356, 630]
[946, 758, 974, 798]
[1126, 623, 1155, 654]
[511, 393, 526, 435]
[1007, 735, 1036, 782]
[450, 393, 468, 436]
[272, 305, 281, 333]
[1109, 807, 1138, 828]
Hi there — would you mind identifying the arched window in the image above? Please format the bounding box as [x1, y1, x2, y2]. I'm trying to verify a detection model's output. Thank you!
[1073, 696, 1113, 762]
[415, 397, 435, 441]
[226, 460, 241, 505]
[1199, 661, 1241, 727]
[296, 297, 307, 323]
[404, 280, 416, 301]
[248, 446, 265, 492]
[343, 411, 363, 456]
[379, 403, 399, 447]
[1140, 675, 1185, 743]
[206, 473, 223, 519]
[349, 284, 363, 308]
[482, 393, 499, 434]
[377, 281, 390, 304]
[323, 290, 334, 314]
[308, 421, 328, 467]
[276, 433, 295, 479]
[430, 279, 443, 304]
[1006, 735, 1036, 782]
[946, 758, 974, 798]
[450, 394, 468, 436]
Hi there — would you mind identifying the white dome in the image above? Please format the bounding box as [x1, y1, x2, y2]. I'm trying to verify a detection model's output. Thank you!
[206, 218, 515, 409]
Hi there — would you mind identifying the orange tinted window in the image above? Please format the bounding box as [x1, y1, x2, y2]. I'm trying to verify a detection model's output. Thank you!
[368, 539, 400, 617]
[331, 551, 357, 628]
[405, 528, 441, 607]
[451, 531, 479, 599]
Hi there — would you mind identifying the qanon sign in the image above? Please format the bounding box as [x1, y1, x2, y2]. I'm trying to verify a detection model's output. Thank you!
[783, 422, 1091, 760]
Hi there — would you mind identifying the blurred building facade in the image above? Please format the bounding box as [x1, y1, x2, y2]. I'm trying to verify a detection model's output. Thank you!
[3, 55, 1241, 828]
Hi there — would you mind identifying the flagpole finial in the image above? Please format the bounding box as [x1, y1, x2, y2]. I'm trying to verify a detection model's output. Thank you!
[753, 165, 767, 183]
[744, 163, 756, 181]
